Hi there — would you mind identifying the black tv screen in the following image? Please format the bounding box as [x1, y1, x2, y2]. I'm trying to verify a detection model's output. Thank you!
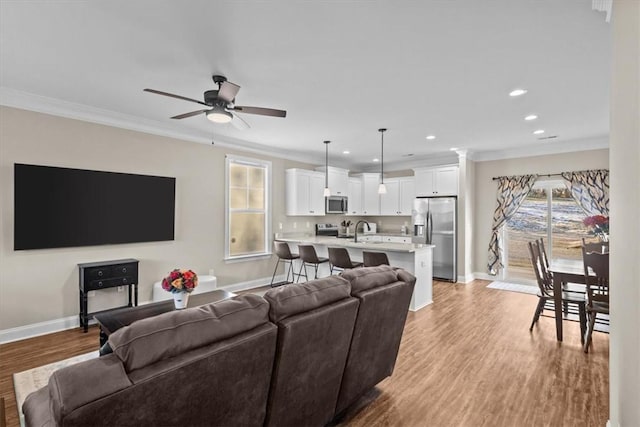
[14, 164, 176, 250]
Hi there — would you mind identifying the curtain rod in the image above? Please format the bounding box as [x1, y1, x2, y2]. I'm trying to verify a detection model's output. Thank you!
[492, 173, 564, 181]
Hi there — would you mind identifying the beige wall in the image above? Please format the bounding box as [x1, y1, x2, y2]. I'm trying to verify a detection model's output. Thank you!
[472, 148, 609, 275]
[0, 107, 314, 330]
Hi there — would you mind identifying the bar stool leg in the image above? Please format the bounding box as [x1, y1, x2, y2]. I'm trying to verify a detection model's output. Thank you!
[270, 258, 281, 286]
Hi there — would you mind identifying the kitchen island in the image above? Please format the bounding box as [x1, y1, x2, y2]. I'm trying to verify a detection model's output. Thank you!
[274, 235, 434, 311]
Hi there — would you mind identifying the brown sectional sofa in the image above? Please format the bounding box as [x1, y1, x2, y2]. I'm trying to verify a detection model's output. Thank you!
[23, 266, 416, 427]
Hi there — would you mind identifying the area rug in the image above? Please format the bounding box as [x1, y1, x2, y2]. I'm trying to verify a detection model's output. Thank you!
[487, 281, 538, 295]
[13, 350, 99, 426]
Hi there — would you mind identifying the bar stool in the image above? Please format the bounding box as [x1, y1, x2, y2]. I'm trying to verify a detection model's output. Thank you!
[271, 241, 300, 287]
[363, 251, 390, 267]
[328, 247, 363, 275]
[297, 245, 330, 282]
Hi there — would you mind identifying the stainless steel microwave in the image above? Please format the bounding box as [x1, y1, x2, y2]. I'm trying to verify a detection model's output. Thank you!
[326, 196, 348, 214]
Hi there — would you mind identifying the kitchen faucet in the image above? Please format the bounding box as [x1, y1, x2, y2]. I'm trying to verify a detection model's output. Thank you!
[354, 220, 371, 243]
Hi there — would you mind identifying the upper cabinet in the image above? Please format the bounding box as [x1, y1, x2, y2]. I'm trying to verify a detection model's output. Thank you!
[380, 177, 415, 215]
[314, 166, 349, 196]
[413, 166, 458, 196]
[360, 173, 381, 216]
[285, 169, 325, 216]
[347, 177, 363, 216]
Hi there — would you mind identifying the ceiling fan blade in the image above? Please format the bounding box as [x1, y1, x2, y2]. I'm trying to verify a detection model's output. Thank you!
[232, 106, 287, 118]
[218, 81, 240, 103]
[144, 88, 209, 106]
[231, 113, 251, 130]
[171, 109, 211, 119]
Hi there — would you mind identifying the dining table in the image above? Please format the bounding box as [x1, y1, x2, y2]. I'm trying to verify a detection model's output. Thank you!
[548, 259, 591, 342]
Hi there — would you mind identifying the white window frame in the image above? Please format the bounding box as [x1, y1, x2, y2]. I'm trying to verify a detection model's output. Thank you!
[224, 154, 272, 261]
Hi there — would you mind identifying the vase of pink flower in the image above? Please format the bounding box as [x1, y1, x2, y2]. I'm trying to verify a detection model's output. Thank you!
[583, 215, 609, 242]
[162, 269, 198, 309]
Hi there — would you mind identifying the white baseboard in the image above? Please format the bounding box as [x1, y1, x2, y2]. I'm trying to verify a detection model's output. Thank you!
[0, 274, 284, 345]
[473, 272, 498, 281]
[0, 315, 81, 344]
[457, 273, 475, 283]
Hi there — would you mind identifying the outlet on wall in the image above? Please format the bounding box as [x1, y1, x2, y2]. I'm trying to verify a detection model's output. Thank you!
[306, 221, 310, 228]
[117, 286, 124, 293]
[278, 222, 283, 230]
[293, 222, 297, 229]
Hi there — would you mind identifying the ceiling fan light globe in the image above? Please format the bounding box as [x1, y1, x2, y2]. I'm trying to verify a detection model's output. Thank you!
[206, 109, 233, 123]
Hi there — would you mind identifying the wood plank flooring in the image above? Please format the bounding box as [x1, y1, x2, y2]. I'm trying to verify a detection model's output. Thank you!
[0, 279, 608, 427]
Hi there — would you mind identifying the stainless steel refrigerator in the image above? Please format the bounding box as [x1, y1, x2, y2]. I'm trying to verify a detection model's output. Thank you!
[411, 196, 457, 282]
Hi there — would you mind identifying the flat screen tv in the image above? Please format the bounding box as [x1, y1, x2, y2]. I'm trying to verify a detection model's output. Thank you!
[14, 164, 176, 250]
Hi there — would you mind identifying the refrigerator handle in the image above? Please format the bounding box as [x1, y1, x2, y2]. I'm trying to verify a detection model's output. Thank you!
[428, 212, 433, 244]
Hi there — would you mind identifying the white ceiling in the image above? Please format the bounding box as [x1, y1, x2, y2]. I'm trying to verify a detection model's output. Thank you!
[0, 1, 611, 170]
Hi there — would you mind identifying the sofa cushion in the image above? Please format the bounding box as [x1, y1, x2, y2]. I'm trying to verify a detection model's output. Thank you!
[340, 265, 399, 293]
[109, 294, 269, 372]
[264, 276, 351, 323]
[22, 386, 55, 427]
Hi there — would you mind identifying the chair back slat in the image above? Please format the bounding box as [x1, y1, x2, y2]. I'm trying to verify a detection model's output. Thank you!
[581, 247, 609, 308]
[528, 241, 552, 296]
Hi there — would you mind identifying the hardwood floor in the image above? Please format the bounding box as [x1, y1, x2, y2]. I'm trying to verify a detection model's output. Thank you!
[0, 280, 608, 427]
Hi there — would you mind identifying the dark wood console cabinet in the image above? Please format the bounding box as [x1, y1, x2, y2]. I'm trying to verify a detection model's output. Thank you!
[78, 258, 139, 332]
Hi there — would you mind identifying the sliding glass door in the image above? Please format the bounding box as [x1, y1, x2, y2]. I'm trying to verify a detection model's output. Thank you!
[503, 180, 591, 280]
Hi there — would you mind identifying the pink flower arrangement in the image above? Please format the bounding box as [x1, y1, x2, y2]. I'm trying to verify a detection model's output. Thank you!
[162, 269, 198, 294]
[583, 215, 609, 240]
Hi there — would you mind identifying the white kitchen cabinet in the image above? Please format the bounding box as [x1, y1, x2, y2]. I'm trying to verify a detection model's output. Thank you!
[413, 166, 458, 196]
[285, 169, 325, 216]
[314, 166, 349, 196]
[399, 178, 415, 214]
[379, 177, 414, 215]
[382, 235, 412, 243]
[347, 177, 363, 216]
[380, 180, 400, 215]
[360, 173, 381, 216]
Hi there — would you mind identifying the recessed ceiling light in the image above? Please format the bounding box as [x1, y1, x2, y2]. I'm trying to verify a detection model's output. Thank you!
[524, 114, 538, 121]
[343, 150, 350, 154]
[449, 147, 459, 151]
[509, 89, 528, 97]
[373, 158, 379, 162]
[533, 129, 545, 135]
[426, 135, 436, 140]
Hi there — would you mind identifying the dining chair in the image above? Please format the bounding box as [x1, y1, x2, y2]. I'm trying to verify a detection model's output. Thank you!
[327, 247, 363, 274]
[528, 241, 587, 342]
[363, 251, 390, 267]
[270, 241, 300, 286]
[581, 247, 609, 353]
[582, 237, 609, 254]
[538, 237, 585, 308]
[297, 245, 330, 281]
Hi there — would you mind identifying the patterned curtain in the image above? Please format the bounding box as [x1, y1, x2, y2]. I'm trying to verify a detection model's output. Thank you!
[488, 174, 538, 275]
[561, 169, 609, 216]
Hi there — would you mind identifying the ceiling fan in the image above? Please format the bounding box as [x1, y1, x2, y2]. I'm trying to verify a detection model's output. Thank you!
[144, 75, 286, 130]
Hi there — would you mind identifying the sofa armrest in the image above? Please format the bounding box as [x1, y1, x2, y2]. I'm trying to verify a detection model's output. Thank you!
[49, 354, 131, 424]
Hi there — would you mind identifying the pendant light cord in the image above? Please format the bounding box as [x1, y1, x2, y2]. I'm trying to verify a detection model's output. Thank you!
[324, 140, 330, 189]
[379, 128, 387, 183]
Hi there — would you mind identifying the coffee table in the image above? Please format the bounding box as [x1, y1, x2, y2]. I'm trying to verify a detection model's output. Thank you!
[94, 289, 235, 347]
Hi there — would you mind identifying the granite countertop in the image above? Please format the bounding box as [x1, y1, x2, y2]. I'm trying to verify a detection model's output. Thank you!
[275, 235, 434, 253]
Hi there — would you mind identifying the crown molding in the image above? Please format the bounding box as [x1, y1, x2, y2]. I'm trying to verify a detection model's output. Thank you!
[472, 135, 609, 162]
[0, 87, 321, 166]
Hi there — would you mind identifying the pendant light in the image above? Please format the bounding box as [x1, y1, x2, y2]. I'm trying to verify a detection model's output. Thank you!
[323, 140, 331, 197]
[378, 128, 387, 194]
